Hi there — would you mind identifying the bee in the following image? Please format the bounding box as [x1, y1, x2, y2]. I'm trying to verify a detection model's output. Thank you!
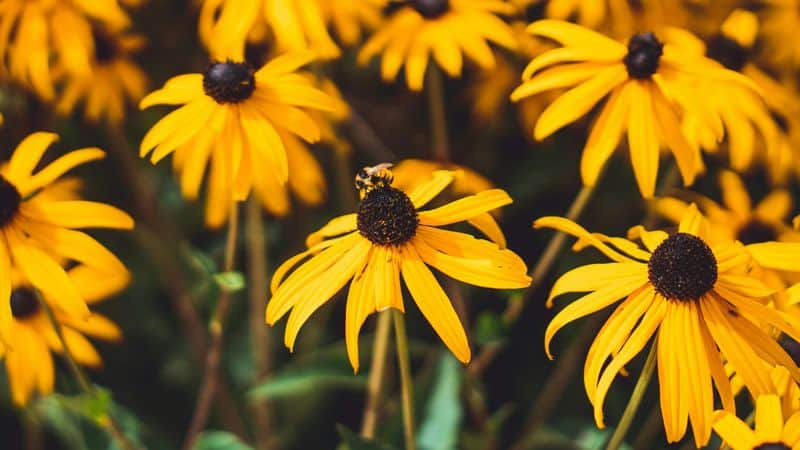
[355, 163, 394, 198]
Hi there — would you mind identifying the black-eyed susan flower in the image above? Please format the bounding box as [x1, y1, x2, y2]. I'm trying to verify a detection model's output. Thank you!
[316, 0, 382, 47]
[510, 0, 635, 34]
[511, 20, 759, 198]
[536, 204, 800, 446]
[266, 166, 531, 371]
[712, 394, 800, 450]
[0, 0, 130, 100]
[139, 52, 340, 204]
[2, 266, 127, 406]
[198, 0, 340, 62]
[55, 27, 148, 124]
[0, 132, 133, 339]
[358, 0, 517, 91]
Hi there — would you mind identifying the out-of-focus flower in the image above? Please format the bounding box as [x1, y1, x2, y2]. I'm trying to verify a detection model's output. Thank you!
[712, 394, 800, 450]
[358, 0, 517, 91]
[56, 27, 148, 124]
[0, 0, 130, 100]
[512, 20, 759, 198]
[758, 0, 800, 70]
[139, 52, 341, 211]
[0, 132, 133, 339]
[536, 204, 800, 446]
[199, 0, 340, 61]
[267, 167, 530, 371]
[316, 0, 382, 47]
[510, 0, 634, 34]
[1, 267, 127, 406]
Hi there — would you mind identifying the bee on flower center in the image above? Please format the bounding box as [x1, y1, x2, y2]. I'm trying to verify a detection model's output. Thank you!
[624, 32, 663, 79]
[10, 288, 40, 319]
[355, 164, 419, 246]
[648, 232, 718, 301]
[0, 175, 21, 228]
[202, 61, 256, 104]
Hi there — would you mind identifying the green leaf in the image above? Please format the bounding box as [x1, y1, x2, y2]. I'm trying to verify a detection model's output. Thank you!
[213, 271, 245, 292]
[51, 387, 112, 423]
[473, 311, 509, 345]
[249, 366, 365, 400]
[336, 425, 398, 450]
[417, 353, 463, 450]
[193, 431, 253, 450]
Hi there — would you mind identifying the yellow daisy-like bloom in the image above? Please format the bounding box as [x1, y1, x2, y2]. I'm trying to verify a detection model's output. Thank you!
[56, 27, 148, 124]
[358, 0, 517, 91]
[0, 132, 133, 339]
[712, 394, 800, 450]
[139, 52, 339, 204]
[2, 266, 127, 406]
[510, 0, 635, 34]
[511, 20, 758, 198]
[536, 204, 800, 446]
[198, 0, 340, 62]
[0, 0, 130, 100]
[316, 0, 382, 46]
[266, 167, 531, 371]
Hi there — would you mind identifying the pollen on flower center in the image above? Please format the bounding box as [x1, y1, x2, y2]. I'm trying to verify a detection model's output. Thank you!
[10, 288, 40, 319]
[624, 32, 663, 79]
[203, 62, 256, 104]
[411, 0, 450, 18]
[648, 233, 718, 301]
[0, 175, 22, 228]
[737, 220, 777, 245]
[706, 35, 749, 71]
[357, 186, 419, 246]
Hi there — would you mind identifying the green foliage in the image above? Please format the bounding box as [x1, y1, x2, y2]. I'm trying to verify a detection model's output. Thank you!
[249, 364, 365, 400]
[213, 271, 246, 293]
[417, 354, 463, 450]
[337, 425, 399, 450]
[193, 431, 253, 450]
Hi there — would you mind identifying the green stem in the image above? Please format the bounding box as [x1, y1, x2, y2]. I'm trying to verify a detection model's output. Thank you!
[392, 310, 416, 450]
[360, 311, 393, 438]
[605, 340, 658, 450]
[427, 65, 450, 162]
[36, 294, 138, 450]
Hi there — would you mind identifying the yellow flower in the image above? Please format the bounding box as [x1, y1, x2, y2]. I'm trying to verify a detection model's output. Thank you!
[266, 167, 531, 371]
[358, 0, 517, 91]
[2, 266, 127, 406]
[0, 132, 133, 339]
[139, 52, 340, 205]
[0, 0, 130, 100]
[510, 0, 635, 34]
[56, 27, 148, 124]
[536, 204, 800, 446]
[712, 394, 800, 450]
[198, 0, 340, 62]
[511, 20, 758, 198]
[316, 0, 382, 46]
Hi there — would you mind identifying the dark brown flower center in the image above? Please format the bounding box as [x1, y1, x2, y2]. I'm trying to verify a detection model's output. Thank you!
[624, 32, 663, 79]
[203, 62, 255, 104]
[357, 187, 418, 246]
[11, 288, 40, 319]
[753, 444, 791, 450]
[92, 27, 119, 64]
[648, 233, 718, 301]
[0, 175, 21, 228]
[737, 220, 778, 245]
[706, 35, 749, 72]
[411, 0, 450, 18]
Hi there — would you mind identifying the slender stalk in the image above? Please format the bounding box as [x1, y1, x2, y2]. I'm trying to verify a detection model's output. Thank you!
[36, 295, 138, 450]
[105, 124, 246, 437]
[468, 184, 596, 377]
[392, 310, 416, 450]
[427, 65, 450, 162]
[23, 408, 43, 450]
[246, 198, 274, 450]
[605, 340, 658, 450]
[360, 311, 393, 438]
[183, 204, 240, 450]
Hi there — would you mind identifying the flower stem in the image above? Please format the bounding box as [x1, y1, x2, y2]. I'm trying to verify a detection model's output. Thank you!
[605, 340, 658, 450]
[36, 294, 138, 450]
[392, 310, 416, 450]
[246, 197, 274, 450]
[183, 203, 240, 450]
[427, 65, 450, 162]
[360, 311, 393, 438]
